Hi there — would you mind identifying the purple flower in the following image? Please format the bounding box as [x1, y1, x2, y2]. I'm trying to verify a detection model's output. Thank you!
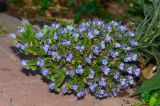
[88, 69, 95, 79]
[112, 89, 119, 97]
[36, 32, 43, 38]
[119, 62, 124, 70]
[66, 70, 75, 76]
[37, 59, 44, 67]
[102, 58, 108, 65]
[21, 44, 28, 50]
[70, 85, 78, 91]
[61, 87, 68, 94]
[127, 67, 133, 74]
[124, 56, 132, 62]
[106, 26, 112, 32]
[93, 46, 99, 55]
[18, 26, 25, 33]
[118, 25, 127, 31]
[109, 21, 119, 26]
[131, 40, 138, 46]
[56, 55, 61, 60]
[77, 90, 85, 98]
[128, 76, 134, 85]
[115, 42, 121, 48]
[129, 31, 135, 37]
[88, 31, 94, 39]
[106, 34, 112, 42]
[73, 33, 79, 38]
[98, 78, 106, 87]
[120, 78, 127, 86]
[114, 71, 119, 80]
[21, 60, 27, 66]
[75, 45, 85, 52]
[134, 68, 140, 76]
[76, 65, 84, 74]
[94, 29, 100, 35]
[125, 46, 131, 51]
[111, 51, 119, 57]
[9, 33, 16, 39]
[49, 83, 55, 90]
[89, 83, 97, 91]
[41, 69, 49, 76]
[101, 66, 110, 76]
[67, 25, 74, 30]
[22, 19, 29, 24]
[79, 27, 85, 32]
[54, 33, 58, 40]
[131, 54, 138, 61]
[66, 53, 73, 62]
[16, 43, 21, 48]
[62, 40, 71, 46]
[43, 44, 49, 52]
[100, 41, 106, 49]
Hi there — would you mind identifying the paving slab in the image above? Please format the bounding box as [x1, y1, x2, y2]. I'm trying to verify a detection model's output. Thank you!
[0, 13, 140, 106]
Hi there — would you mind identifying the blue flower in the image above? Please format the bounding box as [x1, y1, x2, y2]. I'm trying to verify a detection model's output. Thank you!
[118, 25, 127, 31]
[114, 71, 119, 80]
[22, 19, 29, 24]
[112, 89, 119, 97]
[88, 69, 95, 79]
[18, 26, 25, 33]
[94, 29, 100, 35]
[76, 65, 84, 74]
[37, 59, 44, 67]
[16, 43, 21, 48]
[9, 33, 16, 39]
[109, 21, 119, 26]
[41, 69, 49, 76]
[61, 87, 68, 94]
[66, 53, 73, 62]
[62, 40, 71, 46]
[56, 55, 61, 60]
[106, 26, 112, 32]
[124, 56, 132, 62]
[79, 27, 85, 32]
[100, 41, 106, 49]
[21, 60, 27, 67]
[49, 83, 55, 90]
[93, 46, 99, 55]
[102, 58, 108, 65]
[131, 54, 138, 61]
[66, 70, 75, 76]
[36, 32, 43, 38]
[43, 44, 49, 52]
[130, 40, 138, 46]
[76, 90, 85, 98]
[110, 51, 119, 57]
[119, 63, 124, 71]
[98, 78, 106, 87]
[106, 34, 112, 42]
[70, 85, 78, 91]
[134, 68, 140, 76]
[115, 42, 121, 48]
[129, 31, 135, 37]
[54, 33, 58, 40]
[67, 25, 74, 30]
[75, 45, 85, 52]
[127, 66, 133, 74]
[128, 76, 134, 85]
[125, 46, 131, 51]
[101, 66, 110, 76]
[89, 83, 97, 91]
[88, 31, 94, 39]
[21, 44, 28, 50]
[120, 78, 127, 86]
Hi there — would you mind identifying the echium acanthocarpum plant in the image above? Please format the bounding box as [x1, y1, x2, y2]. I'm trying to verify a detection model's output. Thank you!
[10, 19, 140, 99]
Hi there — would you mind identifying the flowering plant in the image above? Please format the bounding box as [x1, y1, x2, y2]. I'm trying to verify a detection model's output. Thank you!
[10, 19, 140, 99]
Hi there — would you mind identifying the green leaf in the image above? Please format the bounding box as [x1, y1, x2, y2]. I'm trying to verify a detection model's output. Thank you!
[149, 96, 157, 106]
[134, 66, 160, 95]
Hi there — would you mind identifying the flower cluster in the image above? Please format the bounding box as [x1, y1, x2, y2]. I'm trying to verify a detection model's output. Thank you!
[10, 19, 141, 99]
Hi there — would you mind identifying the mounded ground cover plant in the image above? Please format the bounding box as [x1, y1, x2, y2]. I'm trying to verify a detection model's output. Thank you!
[10, 19, 141, 99]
